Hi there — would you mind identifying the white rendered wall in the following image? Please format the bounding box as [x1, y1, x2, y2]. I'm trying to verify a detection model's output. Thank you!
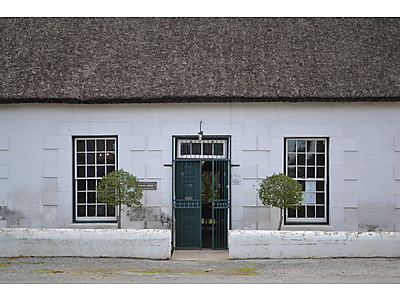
[229, 230, 400, 258]
[0, 228, 171, 259]
[0, 102, 400, 232]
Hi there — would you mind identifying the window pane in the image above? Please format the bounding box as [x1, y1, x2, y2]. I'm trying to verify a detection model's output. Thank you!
[87, 205, 96, 217]
[288, 208, 296, 217]
[192, 143, 201, 155]
[288, 154, 296, 165]
[77, 180, 86, 191]
[316, 181, 325, 191]
[298, 180, 306, 191]
[316, 193, 325, 204]
[317, 154, 325, 165]
[77, 205, 86, 217]
[317, 167, 325, 178]
[96, 140, 105, 151]
[77, 140, 85, 152]
[297, 206, 305, 217]
[316, 206, 325, 217]
[287, 140, 296, 152]
[107, 205, 116, 217]
[203, 143, 212, 155]
[97, 153, 105, 164]
[297, 140, 306, 152]
[306, 193, 316, 204]
[87, 166, 95, 177]
[87, 192, 96, 203]
[297, 154, 305, 165]
[306, 181, 316, 192]
[307, 167, 315, 178]
[87, 179, 96, 190]
[307, 140, 316, 152]
[181, 143, 190, 155]
[307, 206, 315, 217]
[106, 166, 115, 173]
[97, 166, 105, 177]
[77, 153, 85, 165]
[87, 153, 95, 164]
[106, 140, 115, 151]
[288, 167, 296, 178]
[297, 167, 305, 178]
[106, 152, 115, 164]
[77, 192, 86, 203]
[307, 154, 315, 165]
[87, 140, 95, 151]
[77, 166, 85, 178]
[214, 143, 224, 155]
[316, 141, 325, 152]
[97, 205, 106, 217]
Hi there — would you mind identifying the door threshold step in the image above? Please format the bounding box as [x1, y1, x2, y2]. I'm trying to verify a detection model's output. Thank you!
[171, 249, 229, 261]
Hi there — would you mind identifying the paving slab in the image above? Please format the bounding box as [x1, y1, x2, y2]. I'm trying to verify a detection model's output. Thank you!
[171, 250, 229, 261]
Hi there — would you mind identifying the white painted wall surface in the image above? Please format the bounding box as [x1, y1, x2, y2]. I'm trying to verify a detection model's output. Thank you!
[229, 230, 400, 258]
[1, 102, 400, 231]
[0, 228, 171, 259]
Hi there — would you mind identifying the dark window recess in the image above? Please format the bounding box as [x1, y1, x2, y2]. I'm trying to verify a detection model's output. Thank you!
[192, 143, 201, 155]
[181, 143, 191, 155]
[203, 143, 212, 155]
[214, 143, 224, 155]
[87, 140, 95, 151]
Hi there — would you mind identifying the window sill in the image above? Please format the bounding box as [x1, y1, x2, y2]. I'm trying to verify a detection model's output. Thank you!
[282, 224, 333, 231]
[68, 223, 118, 229]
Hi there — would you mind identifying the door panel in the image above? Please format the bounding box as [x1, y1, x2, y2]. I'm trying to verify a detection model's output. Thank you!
[211, 160, 230, 249]
[174, 161, 202, 249]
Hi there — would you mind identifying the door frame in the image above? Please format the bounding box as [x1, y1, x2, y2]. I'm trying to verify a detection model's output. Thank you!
[172, 135, 231, 250]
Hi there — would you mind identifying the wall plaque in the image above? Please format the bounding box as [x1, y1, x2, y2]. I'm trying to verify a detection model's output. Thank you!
[232, 178, 241, 185]
[138, 182, 157, 190]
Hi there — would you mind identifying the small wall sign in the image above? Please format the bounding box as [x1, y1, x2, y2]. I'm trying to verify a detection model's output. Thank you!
[232, 178, 241, 185]
[138, 182, 157, 190]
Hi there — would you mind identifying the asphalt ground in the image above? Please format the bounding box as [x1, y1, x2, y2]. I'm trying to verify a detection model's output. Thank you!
[2, 256, 399, 300]
[1, 256, 400, 284]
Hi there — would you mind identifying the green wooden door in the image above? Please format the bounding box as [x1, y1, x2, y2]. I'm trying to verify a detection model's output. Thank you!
[174, 161, 202, 249]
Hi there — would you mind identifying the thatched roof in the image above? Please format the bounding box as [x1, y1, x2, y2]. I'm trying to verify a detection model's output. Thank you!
[1, 17, 399, 103]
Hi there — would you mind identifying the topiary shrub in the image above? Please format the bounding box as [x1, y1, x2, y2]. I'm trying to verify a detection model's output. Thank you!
[96, 169, 143, 229]
[258, 173, 303, 230]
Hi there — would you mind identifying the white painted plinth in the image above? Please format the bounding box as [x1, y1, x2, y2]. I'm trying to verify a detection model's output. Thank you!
[0, 228, 171, 259]
[229, 230, 400, 259]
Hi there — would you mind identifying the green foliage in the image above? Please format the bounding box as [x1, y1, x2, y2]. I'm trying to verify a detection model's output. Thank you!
[258, 173, 303, 230]
[258, 173, 303, 209]
[96, 169, 143, 209]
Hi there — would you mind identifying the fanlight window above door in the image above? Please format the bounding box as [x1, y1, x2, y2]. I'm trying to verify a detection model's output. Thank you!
[176, 138, 228, 159]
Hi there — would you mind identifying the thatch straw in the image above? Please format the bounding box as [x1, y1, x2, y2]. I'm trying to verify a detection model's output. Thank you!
[1, 18, 399, 103]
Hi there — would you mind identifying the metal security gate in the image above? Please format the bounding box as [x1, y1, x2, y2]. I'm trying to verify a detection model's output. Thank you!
[173, 161, 202, 249]
[173, 136, 231, 250]
[209, 160, 230, 250]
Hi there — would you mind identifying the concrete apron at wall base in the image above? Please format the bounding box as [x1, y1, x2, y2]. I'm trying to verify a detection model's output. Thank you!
[0, 228, 171, 259]
[228, 230, 400, 259]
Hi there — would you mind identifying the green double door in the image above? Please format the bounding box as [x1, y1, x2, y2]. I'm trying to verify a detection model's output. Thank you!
[173, 160, 230, 249]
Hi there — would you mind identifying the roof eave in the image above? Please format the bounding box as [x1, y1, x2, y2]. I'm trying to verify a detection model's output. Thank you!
[1, 96, 400, 104]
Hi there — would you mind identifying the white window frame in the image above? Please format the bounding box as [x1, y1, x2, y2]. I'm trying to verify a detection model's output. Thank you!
[74, 136, 118, 222]
[285, 138, 328, 224]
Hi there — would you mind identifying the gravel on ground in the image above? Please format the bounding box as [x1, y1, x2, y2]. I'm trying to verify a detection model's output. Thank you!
[1, 256, 399, 284]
